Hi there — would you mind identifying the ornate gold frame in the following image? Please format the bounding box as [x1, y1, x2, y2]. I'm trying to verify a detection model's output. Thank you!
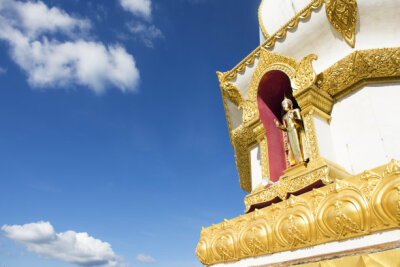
[219, 47, 400, 193]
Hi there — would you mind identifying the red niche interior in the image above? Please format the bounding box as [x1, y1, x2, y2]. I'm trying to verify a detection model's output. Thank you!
[257, 70, 298, 183]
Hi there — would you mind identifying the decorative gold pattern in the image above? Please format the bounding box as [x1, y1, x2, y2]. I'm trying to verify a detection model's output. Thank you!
[231, 123, 259, 192]
[302, 111, 319, 161]
[316, 47, 400, 100]
[254, 124, 270, 181]
[196, 160, 400, 265]
[325, 0, 358, 47]
[248, 48, 299, 102]
[292, 54, 318, 92]
[217, 72, 244, 107]
[259, 138, 269, 180]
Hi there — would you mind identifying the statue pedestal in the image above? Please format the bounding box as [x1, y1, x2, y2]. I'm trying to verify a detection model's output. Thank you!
[281, 162, 308, 179]
[244, 157, 350, 212]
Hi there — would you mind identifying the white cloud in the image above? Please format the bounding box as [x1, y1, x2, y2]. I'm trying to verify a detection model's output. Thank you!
[136, 254, 156, 264]
[119, 0, 151, 19]
[11, 0, 90, 38]
[2, 221, 119, 267]
[126, 22, 163, 48]
[0, 66, 6, 74]
[0, 0, 140, 93]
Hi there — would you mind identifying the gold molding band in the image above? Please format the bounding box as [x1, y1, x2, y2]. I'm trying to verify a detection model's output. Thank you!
[245, 0, 359, 82]
[258, 0, 269, 40]
[226, 0, 323, 82]
[196, 160, 400, 265]
[317, 47, 400, 100]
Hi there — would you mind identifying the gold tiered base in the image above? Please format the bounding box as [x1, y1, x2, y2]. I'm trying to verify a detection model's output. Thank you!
[196, 160, 400, 266]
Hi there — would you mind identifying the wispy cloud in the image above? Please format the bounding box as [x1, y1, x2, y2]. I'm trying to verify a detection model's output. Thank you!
[0, 66, 6, 74]
[126, 22, 163, 48]
[118, 0, 162, 48]
[119, 0, 151, 19]
[136, 253, 156, 264]
[2, 221, 120, 267]
[0, 0, 140, 93]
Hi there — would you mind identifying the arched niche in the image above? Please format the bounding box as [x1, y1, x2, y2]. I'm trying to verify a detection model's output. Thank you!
[257, 70, 299, 182]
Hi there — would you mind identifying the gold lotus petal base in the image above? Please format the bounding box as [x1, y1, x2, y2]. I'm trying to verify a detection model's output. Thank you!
[196, 159, 400, 266]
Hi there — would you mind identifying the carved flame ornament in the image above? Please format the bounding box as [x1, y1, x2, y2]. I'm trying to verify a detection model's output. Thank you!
[291, 54, 318, 92]
[325, 0, 358, 47]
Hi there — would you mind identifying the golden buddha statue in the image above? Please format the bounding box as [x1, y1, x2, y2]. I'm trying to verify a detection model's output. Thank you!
[274, 97, 308, 165]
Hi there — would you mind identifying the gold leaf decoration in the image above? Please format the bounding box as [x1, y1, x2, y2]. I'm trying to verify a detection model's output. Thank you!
[325, 0, 358, 47]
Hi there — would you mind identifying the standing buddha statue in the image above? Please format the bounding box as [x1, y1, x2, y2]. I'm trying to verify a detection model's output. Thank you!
[274, 97, 308, 165]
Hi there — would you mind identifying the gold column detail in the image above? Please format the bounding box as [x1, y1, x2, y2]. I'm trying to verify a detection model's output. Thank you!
[254, 124, 269, 182]
[196, 160, 400, 265]
[302, 111, 319, 161]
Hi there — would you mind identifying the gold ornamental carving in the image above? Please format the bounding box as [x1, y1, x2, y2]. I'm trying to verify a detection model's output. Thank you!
[316, 186, 370, 239]
[274, 202, 316, 249]
[291, 54, 318, 92]
[302, 111, 319, 161]
[316, 47, 400, 100]
[231, 124, 259, 192]
[196, 160, 400, 265]
[239, 219, 270, 257]
[325, 0, 358, 47]
[247, 48, 299, 103]
[217, 72, 244, 107]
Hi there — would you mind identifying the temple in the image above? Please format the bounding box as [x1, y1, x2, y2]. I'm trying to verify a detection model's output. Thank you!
[196, 0, 400, 266]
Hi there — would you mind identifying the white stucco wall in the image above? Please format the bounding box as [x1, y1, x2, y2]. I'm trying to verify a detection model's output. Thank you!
[250, 145, 263, 191]
[226, 99, 243, 131]
[330, 83, 400, 174]
[231, 58, 259, 100]
[226, 59, 259, 131]
[313, 114, 336, 163]
[211, 229, 400, 267]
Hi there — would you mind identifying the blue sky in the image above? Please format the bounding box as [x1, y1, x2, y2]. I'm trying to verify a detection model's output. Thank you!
[0, 0, 260, 266]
